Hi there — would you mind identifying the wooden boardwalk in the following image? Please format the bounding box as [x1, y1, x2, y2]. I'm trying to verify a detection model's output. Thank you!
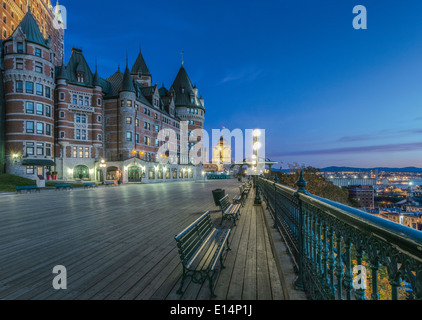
[0, 180, 285, 300]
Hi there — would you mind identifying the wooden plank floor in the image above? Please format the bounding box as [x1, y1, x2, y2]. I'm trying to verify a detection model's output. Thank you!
[0, 180, 284, 300]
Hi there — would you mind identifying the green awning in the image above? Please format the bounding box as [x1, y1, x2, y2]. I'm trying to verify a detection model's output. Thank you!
[22, 159, 56, 166]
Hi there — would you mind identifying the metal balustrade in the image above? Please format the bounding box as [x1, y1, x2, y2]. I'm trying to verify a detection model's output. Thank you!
[258, 173, 422, 300]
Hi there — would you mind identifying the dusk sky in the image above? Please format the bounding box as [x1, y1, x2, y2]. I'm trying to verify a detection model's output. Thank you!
[62, 0, 422, 169]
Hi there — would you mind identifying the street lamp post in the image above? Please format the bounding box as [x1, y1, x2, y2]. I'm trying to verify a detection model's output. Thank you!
[99, 159, 107, 183]
[252, 129, 262, 205]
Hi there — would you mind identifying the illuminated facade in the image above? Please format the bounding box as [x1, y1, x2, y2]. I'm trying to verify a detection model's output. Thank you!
[0, 6, 205, 183]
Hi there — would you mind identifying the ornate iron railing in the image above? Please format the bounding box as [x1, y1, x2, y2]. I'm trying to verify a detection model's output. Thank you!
[258, 174, 422, 300]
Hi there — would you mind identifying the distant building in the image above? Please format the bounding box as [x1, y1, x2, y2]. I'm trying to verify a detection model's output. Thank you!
[329, 178, 376, 187]
[348, 185, 374, 210]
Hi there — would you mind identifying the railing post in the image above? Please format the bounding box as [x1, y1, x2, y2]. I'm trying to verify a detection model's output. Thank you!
[294, 170, 308, 291]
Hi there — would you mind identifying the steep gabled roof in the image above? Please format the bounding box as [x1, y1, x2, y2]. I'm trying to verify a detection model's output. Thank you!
[131, 50, 151, 76]
[170, 65, 204, 110]
[12, 10, 49, 48]
[120, 64, 135, 93]
[66, 48, 95, 87]
[105, 69, 124, 97]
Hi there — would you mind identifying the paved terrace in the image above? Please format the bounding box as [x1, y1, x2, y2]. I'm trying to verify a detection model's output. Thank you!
[0, 180, 306, 300]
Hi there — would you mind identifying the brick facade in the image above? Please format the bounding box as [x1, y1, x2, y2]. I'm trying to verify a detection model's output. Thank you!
[0, 9, 206, 184]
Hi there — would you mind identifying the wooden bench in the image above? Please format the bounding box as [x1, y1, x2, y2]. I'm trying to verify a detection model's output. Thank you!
[218, 194, 241, 226]
[16, 185, 40, 193]
[104, 181, 115, 186]
[55, 184, 72, 191]
[83, 182, 97, 189]
[174, 211, 231, 298]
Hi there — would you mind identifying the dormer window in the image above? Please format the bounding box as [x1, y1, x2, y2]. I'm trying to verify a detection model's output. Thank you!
[181, 87, 185, 94]
[17, 42, 23, 54]
[77, 72, 85, 83]
[138, 72, 142, 78]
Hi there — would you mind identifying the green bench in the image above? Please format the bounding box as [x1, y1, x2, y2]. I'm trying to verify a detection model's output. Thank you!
[16, 185, 40, 193]
[83, 182, 97, 189]
[174, 211, 231, 298]
[55, 184, 72, 191]
[218, 194, 241, 226]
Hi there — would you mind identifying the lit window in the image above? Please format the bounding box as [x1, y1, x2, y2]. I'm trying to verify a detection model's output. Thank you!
[126, 117, 132, 124]
[77, 72, 85, 83]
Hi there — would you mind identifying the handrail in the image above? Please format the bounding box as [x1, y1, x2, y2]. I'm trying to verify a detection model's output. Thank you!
[258, 176, 422, 300]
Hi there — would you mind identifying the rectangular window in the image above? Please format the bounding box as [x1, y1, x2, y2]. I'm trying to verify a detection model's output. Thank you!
[36, 84, 43, 96]
[17, 42, 23, 53]
[60, 131, 65, 139]
[36, 143, 44, 155]
[73, 95, 77, 104]
[35, 48, 42, 57]
[35, 62, 43, 73]
[135, 134, 139, 143]
[26, 82, 34, 94]
[81, 114, 87, 124]
[76, 129, 81, 140]
[126, 131, 132, 141]
[79, 147, 83, 158]
[85, 147, 89, 158]
[26, 142, 34, 156]
[126, 117, 132, 124]
[97, 98, 102, 106]
[60, 92, 65, 101]
[36, 103, 43, 115]
[45, 106, 51, 117]
[26, 166, 35, 174]
[127, 100, 132, 107]
[84, 97, 89, 106]
[79, 96, 83, 105]
[46, 124, 51, 136]
[16, 80, 23, 93]
[26, 101, 34, 114]
[121, 100, 125, 107]
[60, 111, 65, 118]
[36, 122, 44, 134]
[26, 121, 34, 133]
[73, 146, 77, 158]
[46, 144, 52, 156]
[16, 59, 23, 70]
[136, 118, 139, 127]
[45, 86, 51, 98]
[82, 130, 87, 140]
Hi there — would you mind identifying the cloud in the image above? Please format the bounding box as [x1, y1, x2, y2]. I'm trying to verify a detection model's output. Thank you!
[219, 67, 262, 84]
[274, 142, 422, 157]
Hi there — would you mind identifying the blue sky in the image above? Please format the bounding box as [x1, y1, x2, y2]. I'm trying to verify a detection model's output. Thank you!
[62, 0, 422, 169]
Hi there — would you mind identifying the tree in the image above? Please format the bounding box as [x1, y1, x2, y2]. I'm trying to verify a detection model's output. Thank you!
[275, 164, 354, 206]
